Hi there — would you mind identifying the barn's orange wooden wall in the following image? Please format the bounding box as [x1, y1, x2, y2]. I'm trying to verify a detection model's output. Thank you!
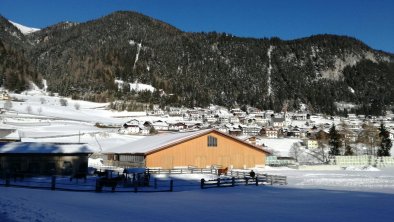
[146, 132, 266, 169]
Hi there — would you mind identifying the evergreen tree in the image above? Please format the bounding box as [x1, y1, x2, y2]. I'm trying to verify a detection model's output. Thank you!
[149, 126, 158, 135]
[344, 145, 354, 156]
[328, 124, 342, 156]
[378, 123, 392, 156]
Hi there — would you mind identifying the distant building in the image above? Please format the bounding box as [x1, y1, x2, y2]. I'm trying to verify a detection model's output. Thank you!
[0, 90, 9, 100]
[272, 117, 286, 128]
[265, 128, 279, 138]
[240, 125, 261, 136]
[0, 129, 21, 142]
[266, 156, 296, 166]
[304, 139, 318, 149]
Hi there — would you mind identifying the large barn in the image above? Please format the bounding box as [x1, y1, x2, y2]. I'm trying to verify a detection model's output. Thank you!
[104, 129, 270, 169]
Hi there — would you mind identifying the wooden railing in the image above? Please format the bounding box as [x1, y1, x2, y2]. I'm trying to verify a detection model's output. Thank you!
[200, 174, 287, 189]
[227, 171, 287, 185]
[146, 168, 218, 175]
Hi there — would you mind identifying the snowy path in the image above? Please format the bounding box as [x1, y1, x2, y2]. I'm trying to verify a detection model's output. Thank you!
[1, 185, 393, 222]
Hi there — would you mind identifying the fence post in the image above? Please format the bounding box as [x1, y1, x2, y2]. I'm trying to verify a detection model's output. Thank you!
[170, 180, 173, 192]
[245, 177, 249, 186]
[270, 175, 273, 185]
[217, 178, 220, 187]
[5, 173, 10, 187]
[95, 180, 102, 192]
[200, 178, 205, 189]
[255, 176, 258, 186]
[51, 176, 56, 190]
[154, 178, 157, 189]
[232, 177, 235, 187]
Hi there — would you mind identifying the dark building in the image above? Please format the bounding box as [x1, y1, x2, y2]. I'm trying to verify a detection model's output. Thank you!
[0, 142, 93, 176]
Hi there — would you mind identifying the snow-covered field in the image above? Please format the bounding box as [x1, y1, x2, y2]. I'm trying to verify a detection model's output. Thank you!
[1, 167, 394, 222]
[1, 89, 394, 221]
[0, 88, 182, 152]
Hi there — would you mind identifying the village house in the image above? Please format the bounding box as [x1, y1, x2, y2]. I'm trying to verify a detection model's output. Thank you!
[149, 105, 164, 116]
[152, 120, 169, 131]
[167, 107, 183, 116]
[304, 139, 319, 149]
[287, 128, 302, 138]
[104, 129, 270, 169]
[219, 116, 229, 124]
[122, 123, 140, 134]
[292, 113, 308, 120]
[265, 128, 279, 138]
[168, 122, 187, 131]
[240, 125, 261, 136]
[0, 90, 9, 100]
[271, 117, 286, 128]
[204, 115, 218, 124]
[229, 116, 240, 124]
[231, 109, 247, 117]
[0, 129, 21, 142]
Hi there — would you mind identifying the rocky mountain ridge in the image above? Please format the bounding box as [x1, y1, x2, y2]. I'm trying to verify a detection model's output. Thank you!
[1, 11, 393, 115]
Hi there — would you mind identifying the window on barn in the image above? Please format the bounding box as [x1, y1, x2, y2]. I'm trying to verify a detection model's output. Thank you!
[207, 136, 218, 147]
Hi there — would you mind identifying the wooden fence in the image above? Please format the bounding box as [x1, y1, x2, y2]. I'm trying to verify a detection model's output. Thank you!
[147, 168, 218, 175]
[227, 171, 287, 184]
[0, 174, 174, 193]
[200, 174, 287, 189]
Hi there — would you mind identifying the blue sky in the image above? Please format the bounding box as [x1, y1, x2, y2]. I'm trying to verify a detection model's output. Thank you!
[1, 0, 393, 53]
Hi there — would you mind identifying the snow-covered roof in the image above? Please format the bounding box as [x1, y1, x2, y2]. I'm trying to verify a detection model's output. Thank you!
[106, 129, 270, 155]
[0, 129, 20, 141]
[106, 129, 212, 154]
[0, 142, 93, 154]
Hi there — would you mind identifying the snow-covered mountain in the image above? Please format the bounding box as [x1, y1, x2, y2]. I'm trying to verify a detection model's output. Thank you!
[9, 20, 40, 35]
[1, 11, 394, 115]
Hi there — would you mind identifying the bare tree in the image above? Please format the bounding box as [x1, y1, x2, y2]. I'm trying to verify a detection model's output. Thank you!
[289, 142, 303, 162]
[37, 107, 43, 115]
[59, 98, 68, 106]
[4, 99, 12, 110]
[74, 102, 81, 110]
[26, 105, 32, 114]
[357, 122, 379, 155]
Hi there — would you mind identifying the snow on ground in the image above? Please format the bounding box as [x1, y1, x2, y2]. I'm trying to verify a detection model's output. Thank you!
[115, 79, 155, 92]
[259, 138, 301, 156]
[1, 90, 394, 221]
[9, 21, 40, 35]
[1, 168, 394, 222]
